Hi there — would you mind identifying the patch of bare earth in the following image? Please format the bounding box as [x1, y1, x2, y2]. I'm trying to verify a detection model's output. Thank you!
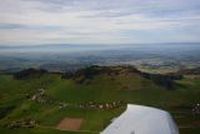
[56, 117, 83, 131]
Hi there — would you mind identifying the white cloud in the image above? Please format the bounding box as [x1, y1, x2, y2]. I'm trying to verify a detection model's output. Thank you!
[0, 0, 200, 45]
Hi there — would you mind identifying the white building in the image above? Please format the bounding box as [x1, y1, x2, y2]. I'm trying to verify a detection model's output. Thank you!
[101, 104, 179, 134]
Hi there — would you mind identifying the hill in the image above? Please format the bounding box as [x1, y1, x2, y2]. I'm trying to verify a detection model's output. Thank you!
[177, 67, 200, 75]
[0, 66, 199, 134]
[62, 65, 182, 89]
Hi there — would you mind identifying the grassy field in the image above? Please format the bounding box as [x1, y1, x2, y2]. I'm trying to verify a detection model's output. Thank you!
[0, 69, 200, 134]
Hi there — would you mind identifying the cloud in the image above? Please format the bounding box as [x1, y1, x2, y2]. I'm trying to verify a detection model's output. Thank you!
[0, 23, 62, 31]
[0, 0, 200, 45]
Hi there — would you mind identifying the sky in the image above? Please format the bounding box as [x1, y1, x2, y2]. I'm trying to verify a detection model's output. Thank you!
[0, 0, 200, 45]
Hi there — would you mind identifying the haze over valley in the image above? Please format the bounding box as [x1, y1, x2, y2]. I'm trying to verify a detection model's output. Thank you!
[1, 43, 200, 73]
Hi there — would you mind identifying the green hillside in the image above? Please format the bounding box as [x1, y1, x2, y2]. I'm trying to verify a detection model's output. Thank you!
[0, 66, 200, 134]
